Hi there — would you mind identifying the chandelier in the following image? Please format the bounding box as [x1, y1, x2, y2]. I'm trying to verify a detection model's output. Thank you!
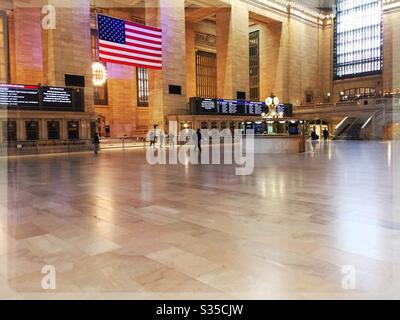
[92, 62, 107, 86]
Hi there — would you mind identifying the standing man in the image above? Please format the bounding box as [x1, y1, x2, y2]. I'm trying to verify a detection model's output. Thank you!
[169, 133, 175, 148]
[150, 125, 158, 148]
[323, 128, 330, 141]
[93, 133, 100, 155]
[196, 129, 202, 152]
[159, 131, 165, 148]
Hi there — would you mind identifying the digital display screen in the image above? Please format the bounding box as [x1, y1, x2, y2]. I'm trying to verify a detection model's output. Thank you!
[277, 104, 293, 117]
[190, 98, 272, 117]
[200, 99, 218, 114]
[0, 84, 40, 108]
[247, 102, 265, 115]
[42, 87, 73, 108]
[218, 100, 246, 115]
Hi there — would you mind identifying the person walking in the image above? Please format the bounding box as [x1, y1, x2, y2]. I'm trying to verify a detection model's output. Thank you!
[93, 133, 100, 155]
[323, 128, 330, 141]
[311, 130, 319, 141]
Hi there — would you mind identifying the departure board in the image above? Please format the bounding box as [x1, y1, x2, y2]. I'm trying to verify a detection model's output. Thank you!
[0, 84, 40, 108]
[246, 102, 265, 115]
[190, 98, 271, 116]
[200, 99, 218, 114]
[0, 84, 84, 112]
[218, 100, 246, 115]
[42, 87, 73, 108]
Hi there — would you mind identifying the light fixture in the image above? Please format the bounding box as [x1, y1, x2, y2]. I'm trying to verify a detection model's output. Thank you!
[92, 62, 107, 86]
[263, 93, 282, 120]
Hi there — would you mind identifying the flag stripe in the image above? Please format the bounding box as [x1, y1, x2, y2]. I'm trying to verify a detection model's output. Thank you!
[125, 32, 162, 43]
[100, 58, 162, 70]
[100, 40, 162, 56]
[99, 49, 162, 62]
[125, 27, 162, 39]
[125, 20, 162, 34]
[99, 42, 162, 57]
[125, 35, 162, 46]
[99, 54, 162, 68]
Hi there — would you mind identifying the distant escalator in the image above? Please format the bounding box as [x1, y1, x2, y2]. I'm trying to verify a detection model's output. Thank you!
[335, 115, 373, 140]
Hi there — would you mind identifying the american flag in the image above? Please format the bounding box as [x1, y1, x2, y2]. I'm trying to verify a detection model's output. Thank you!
[97, 14, 162, 70]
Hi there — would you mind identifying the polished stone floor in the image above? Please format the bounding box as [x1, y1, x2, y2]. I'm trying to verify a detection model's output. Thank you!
[1, 141, 400, 299]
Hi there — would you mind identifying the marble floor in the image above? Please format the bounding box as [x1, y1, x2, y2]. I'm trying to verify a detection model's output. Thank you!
[1, 141, 400, 300]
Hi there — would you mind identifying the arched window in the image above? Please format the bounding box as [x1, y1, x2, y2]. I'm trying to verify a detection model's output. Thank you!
[334, 0, 383, 80]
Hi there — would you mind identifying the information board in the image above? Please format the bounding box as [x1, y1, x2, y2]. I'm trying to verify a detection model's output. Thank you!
[246, 102, 264, 115]
[190, 97, 271, 116]
[0, 84, 40, 108]
[218, 100, 247, 115]
[200, 99, 218, 114]
[0, 84, 84, 112]
[42, 87, 73, 108]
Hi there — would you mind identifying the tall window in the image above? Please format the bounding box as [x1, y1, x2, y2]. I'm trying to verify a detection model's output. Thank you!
[249, 31, 260, 101]
[334, 0, 383, 80]
[0, 11, 8, 84]
[137, 67, 149, 107]
[196, 50, 217, 99]
[91, 8, 109, 105]
[91, 29, 109, 105]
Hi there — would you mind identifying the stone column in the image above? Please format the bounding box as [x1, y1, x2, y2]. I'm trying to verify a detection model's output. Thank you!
[216, 3, 249, 100]
[42, 0, 94, 114]
[146, 0, 188, 130]
[383, 10, 400, 92]
[11, 1, 43, 85]
[255, 22, 285, 102]
[185, 22, 196, 99]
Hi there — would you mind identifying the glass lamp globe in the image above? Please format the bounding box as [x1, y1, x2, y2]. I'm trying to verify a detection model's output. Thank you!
[274, 97, 280, 106]
[92, 62, 107, 87]
[266, 97, 273, 106]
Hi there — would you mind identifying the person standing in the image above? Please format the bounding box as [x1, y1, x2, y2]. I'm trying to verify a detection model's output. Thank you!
[159, 131, 165, 148]
[150, 125, 157, 148]
[93, 133, 100, 155]
[169, 133, 175, 148]
[196, 129, 202, 152]
[323, 128, 330, 141]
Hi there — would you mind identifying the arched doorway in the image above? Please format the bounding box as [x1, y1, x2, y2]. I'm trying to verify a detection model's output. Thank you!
[308, 119, 330, 138]
[98, 114, 107, 137]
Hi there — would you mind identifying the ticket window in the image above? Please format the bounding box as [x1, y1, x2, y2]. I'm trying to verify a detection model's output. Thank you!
[105, 125, 111, 137]
[245, 122, 254, 135]
[180, 122, 192, 131]
[25, 121, 39, 141]
[47, 121, 60, 140]
[3, 121, 17, 142]
[201, 122, 208, 130]
[67, 121, 79, 140]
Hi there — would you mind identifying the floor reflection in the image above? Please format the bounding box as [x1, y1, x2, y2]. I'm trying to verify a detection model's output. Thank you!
[1, 141, 400, 299]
